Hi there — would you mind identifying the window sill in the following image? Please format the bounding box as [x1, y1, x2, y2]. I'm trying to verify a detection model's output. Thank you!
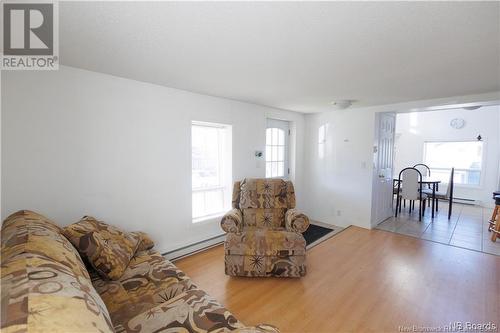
[192, 212, 225, 224]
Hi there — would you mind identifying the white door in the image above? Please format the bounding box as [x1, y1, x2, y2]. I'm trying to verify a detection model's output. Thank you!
[372, 113, 396, 226]
[265, 119, 290, 178]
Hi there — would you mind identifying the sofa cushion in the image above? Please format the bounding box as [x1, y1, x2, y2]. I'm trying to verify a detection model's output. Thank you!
[1, 210, 114, 333]
[92, 249, 196, 325]
[63, 216, 140, 280]
[224, 228, 306, 256]
[115, 289, 246, 333]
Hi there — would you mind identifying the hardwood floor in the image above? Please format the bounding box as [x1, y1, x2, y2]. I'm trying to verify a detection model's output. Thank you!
[175, 227, 500, 333]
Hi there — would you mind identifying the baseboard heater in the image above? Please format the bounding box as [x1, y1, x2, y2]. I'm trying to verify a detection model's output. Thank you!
[162, 234, 225, 262]
[451, 197, 477, 205]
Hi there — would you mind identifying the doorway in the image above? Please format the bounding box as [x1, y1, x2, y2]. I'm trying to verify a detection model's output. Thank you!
[371, 104, 500, 256]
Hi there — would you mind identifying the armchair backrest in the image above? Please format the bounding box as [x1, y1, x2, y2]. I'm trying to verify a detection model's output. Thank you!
[232, 178, 296, 229]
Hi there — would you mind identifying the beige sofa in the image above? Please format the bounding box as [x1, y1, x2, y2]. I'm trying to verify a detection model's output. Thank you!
[1, 210, 279, 333]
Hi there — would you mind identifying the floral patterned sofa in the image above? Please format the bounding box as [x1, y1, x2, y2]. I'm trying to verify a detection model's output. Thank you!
[1, 210, 279, 333]
[221, 179, 310, 278]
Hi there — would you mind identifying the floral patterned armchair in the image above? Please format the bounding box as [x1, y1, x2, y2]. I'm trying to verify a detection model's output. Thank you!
[221, 178, 309, 277]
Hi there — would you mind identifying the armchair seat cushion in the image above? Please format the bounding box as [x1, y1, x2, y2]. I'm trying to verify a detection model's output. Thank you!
[225, 228, 306, 256]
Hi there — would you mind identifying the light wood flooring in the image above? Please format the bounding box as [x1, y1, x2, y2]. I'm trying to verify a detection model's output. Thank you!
[175, 226, 499, 333]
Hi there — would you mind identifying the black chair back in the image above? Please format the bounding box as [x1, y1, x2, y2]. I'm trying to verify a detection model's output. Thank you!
[413, 163, 431, 177]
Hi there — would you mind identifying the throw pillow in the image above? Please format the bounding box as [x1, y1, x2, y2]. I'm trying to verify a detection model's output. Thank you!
[131, 231, 155, 251]
[62, 216, 140, 280]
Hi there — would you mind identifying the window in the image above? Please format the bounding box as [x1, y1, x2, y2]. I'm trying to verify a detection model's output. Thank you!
[423, 141, 484, 186]
[318, 123, 329, 160]
[191, 121, 232, 222]
[265, 119, 289, 178]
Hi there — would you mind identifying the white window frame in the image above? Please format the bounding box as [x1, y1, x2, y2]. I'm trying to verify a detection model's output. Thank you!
[422, 140, 485, 188]
[191, 121, 232, 223]
[265, 119, 290, 179]
[318, 123, 329, 160]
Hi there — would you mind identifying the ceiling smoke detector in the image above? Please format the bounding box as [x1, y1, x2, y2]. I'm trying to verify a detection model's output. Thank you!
[330, 100, 354, 109]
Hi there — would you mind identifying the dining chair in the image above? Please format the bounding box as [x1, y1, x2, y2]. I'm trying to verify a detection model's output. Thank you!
[413, 163, 433, 191]
[423, 167, 454, 220]
[395, 167, 427, 221]
[413, 163, 431, 177]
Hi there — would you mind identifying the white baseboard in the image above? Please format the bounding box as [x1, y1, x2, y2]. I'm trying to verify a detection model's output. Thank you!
[163, 234, 225, 261]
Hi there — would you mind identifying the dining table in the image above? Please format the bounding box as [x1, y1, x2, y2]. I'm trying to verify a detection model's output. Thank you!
[393, 178, 441, 218]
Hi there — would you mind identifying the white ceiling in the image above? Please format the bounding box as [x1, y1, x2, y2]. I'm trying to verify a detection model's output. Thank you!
[60, 2, 500, 113]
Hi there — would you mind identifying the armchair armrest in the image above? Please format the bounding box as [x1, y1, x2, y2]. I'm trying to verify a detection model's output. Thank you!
[285, 209, 310, 233]
[220, 208, 243, 233]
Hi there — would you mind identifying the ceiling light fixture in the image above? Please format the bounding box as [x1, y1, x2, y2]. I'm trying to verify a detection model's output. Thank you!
[330, 100, 355, 110]
[463, 105, 482, 110]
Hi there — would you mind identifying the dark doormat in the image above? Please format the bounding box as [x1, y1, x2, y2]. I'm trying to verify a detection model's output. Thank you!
[303, 224, 343, 248]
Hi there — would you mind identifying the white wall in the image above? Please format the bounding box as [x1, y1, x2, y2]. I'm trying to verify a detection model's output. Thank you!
[394, 106, 500, 207]
[302, 110, 376, 228]
[1, 66, 305, 254]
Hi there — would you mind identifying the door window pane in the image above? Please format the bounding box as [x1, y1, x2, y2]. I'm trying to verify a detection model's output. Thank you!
[265, 127, 287, 178]
[277, 147, 284, 161]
